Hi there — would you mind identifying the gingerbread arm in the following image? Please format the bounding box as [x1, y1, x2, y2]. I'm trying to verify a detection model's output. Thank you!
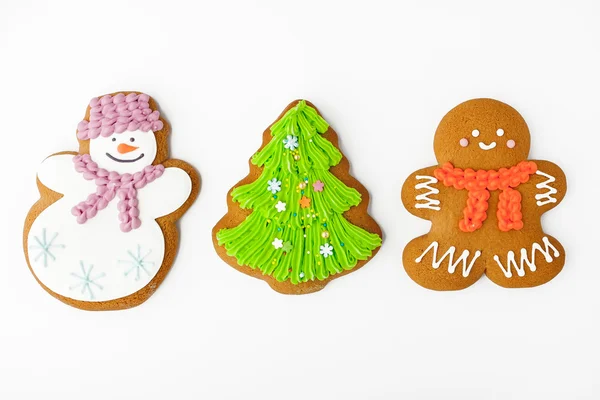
[529, 160, 567, 212]
[401, 165, 442, 220]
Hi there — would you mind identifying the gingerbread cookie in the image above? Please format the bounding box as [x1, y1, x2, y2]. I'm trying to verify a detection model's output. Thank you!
[402, 98, 566, 290]
[213, 100, 382, 294]
[23, 92, 200, 310]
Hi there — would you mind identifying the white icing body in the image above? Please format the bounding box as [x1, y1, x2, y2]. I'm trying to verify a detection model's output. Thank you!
[535, 170, 558, 206]
[415, 241, 481, 277]
[414, 175, 441, 210]
[26, 154, 192, 302]
[493, 236, 560, 278]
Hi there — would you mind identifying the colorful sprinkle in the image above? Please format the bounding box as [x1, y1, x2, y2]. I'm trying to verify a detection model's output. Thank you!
[275, 201, 286, 213]
[319, 243, 334, 258]
[283, 135, 299, 151]
[267, 178, 282, 194]
[313, 180, 325, 192]
[299, 196, 311, 208]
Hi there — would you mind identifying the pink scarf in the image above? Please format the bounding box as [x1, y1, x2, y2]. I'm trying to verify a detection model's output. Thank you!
[71, 154, 164, 232]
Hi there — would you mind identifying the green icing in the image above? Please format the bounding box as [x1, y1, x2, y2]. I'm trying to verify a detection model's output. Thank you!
[217, 100, 381, 284]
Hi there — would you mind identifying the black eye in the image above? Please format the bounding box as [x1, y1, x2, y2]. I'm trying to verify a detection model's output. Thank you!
[130, 138, 135, 142]
[111, 138, 116, 142]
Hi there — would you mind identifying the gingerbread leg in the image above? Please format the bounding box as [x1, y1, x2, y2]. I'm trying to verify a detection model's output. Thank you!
[485, 234, 565, 288]
[403, 235, 486, 291]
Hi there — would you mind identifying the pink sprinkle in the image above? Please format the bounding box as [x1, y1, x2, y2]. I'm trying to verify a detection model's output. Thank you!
[507, 139, 516, 148]
[313, 180, 325, 192]
[459, 138, 469, 147]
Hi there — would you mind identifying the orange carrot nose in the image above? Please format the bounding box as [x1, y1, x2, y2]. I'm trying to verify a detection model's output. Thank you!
[117, 143, 139, 154]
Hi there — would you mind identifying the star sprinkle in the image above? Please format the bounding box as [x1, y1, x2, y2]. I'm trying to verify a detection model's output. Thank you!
[282, 241, 293, 253]
[313, 180, 324, 192]
[272, 238, 284, 249]
[299, 196, 311, 209]
[275, 201, 287, 213]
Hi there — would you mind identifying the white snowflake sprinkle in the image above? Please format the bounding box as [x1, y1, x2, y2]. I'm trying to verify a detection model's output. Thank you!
[275, 201, 287, 213]
[272, 238, 284, 249]
[283, 135, 299, 151]
[267, 178, 282, 194]
[319, 243, 334, 258]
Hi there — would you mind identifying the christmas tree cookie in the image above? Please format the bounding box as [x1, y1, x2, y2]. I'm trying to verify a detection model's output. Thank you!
[24, 92, 200, 310]
[402, 98, 566, 290]
[213, 100, 382, 294]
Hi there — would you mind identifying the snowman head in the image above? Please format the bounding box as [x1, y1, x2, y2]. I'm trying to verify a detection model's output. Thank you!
[433, 99, 531, 170]
[88, 129, 158, 174]
[77, 93, 165, 174]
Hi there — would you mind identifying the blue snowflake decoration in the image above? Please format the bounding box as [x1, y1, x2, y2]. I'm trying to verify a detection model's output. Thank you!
[69, 261, 105, 300]
[118, 245, 155, 281]
[283, 135, 299, 151]
[267, 178, 282, 194]
[29, 228, 65, 267]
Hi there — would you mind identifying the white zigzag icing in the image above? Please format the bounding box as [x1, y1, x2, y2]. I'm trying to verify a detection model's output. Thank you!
[415, 241, 481, 277]
[493, 236, 560, 278]
[535, 170, 558, 206]
[415, 175, 441, 211]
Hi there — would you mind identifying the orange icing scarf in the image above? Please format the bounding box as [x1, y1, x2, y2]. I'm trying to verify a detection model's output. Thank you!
[434, 161, 538, 232]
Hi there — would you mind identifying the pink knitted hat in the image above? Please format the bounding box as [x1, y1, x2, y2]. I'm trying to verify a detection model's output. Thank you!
[77, 93, 164, 140]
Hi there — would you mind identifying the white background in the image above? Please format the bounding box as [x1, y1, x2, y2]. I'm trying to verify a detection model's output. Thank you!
[1, 1, 599, 399]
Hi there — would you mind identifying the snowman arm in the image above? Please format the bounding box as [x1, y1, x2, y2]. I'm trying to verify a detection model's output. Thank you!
[139, 167, 193, 219]
[37, 153, 95, 197]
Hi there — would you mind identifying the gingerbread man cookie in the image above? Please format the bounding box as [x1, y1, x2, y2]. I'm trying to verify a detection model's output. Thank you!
[402, 98, 566, 290]
[23, 92, 200, 310]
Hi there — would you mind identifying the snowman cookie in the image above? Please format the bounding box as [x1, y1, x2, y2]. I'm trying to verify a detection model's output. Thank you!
[24, 92, 200, 310]
[402, 98, 566, 290]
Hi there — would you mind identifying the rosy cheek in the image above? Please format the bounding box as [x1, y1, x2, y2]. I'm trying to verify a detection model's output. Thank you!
[459, 138, 469, 147]
[506, 139, 516, 149]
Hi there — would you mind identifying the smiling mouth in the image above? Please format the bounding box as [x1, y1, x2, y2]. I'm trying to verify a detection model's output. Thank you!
[106, 153, 145, 163]
[478, 142, 497, 150]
